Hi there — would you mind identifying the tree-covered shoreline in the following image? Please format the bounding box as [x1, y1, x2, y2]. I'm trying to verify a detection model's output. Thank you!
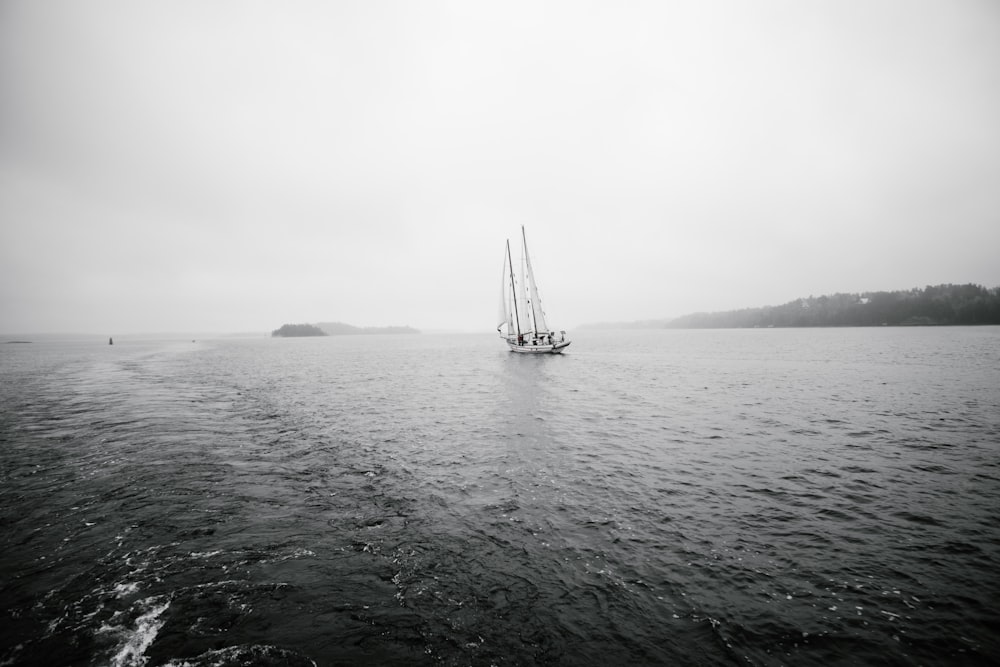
[667, 284, 1000, 329]
[271, 322, 420, 337]
[271, 323, 327, 337]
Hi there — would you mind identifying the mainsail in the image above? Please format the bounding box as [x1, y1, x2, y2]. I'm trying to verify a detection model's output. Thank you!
[498, 244, 511, 333]
[518, 243, 529, 334]
[498, 239, 524, 336]
[521, 226, 548, 335]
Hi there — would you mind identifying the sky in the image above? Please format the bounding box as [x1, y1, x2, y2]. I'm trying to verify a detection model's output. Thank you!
[2, 0, 999, 334]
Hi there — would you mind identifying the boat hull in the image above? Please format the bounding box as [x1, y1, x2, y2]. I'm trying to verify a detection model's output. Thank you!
[505, 339, 571, 354]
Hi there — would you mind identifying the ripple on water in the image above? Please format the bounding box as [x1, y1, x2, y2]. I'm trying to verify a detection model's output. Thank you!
[2, 330, 999, 665]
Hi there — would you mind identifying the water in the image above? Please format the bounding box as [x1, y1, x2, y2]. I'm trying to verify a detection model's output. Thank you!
[1, 328, 998, 666]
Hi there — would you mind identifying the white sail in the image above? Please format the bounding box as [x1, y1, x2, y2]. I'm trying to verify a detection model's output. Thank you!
[498, 245, 511, 332]
[499, 239, 524, 337]
[521, 226, 548, 334]
[518, 245, 530, 334]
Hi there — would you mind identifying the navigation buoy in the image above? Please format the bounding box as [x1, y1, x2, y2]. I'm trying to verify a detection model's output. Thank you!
[109, 337, 113, 345]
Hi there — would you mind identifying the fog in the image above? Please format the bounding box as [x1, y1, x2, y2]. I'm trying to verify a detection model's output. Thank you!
[2, 0, 999, 334]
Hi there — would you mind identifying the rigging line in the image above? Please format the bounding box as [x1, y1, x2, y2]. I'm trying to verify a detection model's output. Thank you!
[507, 239, 521, 338]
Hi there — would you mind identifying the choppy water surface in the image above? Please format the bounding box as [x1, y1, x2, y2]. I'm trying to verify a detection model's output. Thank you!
[1, 328, 998, 666]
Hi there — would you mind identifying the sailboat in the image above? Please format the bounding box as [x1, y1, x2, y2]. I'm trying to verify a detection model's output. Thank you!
[497, 227, 571, 354]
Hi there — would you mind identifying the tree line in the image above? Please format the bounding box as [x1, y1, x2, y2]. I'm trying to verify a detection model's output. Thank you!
[271, 322, 420, 336]
[667, 284, 1000, 328]
[271, 323, 327, 337]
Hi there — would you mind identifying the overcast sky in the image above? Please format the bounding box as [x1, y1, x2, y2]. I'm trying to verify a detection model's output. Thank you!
[2, 1, 998, 334]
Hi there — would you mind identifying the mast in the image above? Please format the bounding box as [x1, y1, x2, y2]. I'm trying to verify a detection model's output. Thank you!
[506, 239, 521, 338]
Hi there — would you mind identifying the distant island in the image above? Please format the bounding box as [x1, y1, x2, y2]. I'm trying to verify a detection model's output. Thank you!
[272, 323, 327, 337]
[271, 322, 420, 337]
[584, 284, 1000, 329]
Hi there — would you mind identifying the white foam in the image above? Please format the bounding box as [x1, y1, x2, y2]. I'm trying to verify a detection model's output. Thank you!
[114, 582, 140, 598]
[109, 598, 170, 667]
[161, 645, 317, 667]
